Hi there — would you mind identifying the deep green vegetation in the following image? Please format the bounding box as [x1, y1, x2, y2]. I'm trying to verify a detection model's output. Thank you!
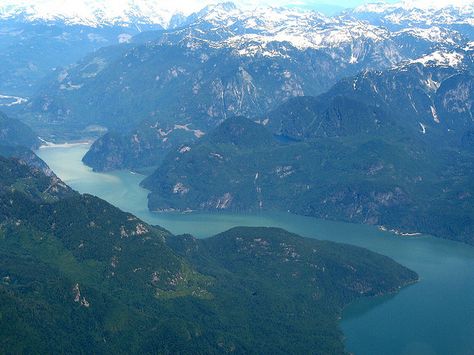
[0, 156, 417, 353]
[267, 65, 474, 146]
[143, 81, 474, 245]
[82, 120, 195, 172]
[0, 3, 472, 353]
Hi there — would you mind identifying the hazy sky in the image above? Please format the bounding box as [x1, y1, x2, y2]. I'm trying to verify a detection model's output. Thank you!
[175, 0, 470, 11]
[4, 0, 471, 17]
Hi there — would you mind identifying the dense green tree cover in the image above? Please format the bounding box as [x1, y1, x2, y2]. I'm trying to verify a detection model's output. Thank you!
[142, 65, 474, 245]
[82, 122, 196, 172]
[143, 113, 474, 245]
[0, 156, 417, 354]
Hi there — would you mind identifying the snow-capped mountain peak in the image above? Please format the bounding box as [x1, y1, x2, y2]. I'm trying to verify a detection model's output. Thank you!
[0, 0, 196, 28]
[177, 5, 390, 53]
[1, 0, 472, 67]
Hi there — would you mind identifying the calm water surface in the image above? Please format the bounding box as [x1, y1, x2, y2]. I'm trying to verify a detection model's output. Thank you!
[37, 144, 474, 355]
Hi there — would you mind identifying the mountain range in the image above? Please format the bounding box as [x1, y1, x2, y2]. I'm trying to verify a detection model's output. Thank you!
[3, 1, 474, 245]
[21, 2, 472, 169]
[2, 1, 474, 352]
[0, 0, 188, 97]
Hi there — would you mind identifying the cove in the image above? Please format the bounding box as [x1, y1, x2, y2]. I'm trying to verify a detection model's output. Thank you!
[37, 144, 474, 355]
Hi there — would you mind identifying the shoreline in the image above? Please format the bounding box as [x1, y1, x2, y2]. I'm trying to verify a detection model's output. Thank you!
[38, 138, 92, 149]
[378, 225, 423, 237]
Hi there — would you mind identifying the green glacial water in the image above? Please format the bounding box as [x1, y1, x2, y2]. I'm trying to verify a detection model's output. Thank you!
[37, 144, 474, 355]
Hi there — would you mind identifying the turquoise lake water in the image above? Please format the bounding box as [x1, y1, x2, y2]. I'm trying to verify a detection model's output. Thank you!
[37, 144, 474, 355]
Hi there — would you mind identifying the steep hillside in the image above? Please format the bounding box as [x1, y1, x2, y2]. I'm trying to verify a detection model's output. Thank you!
[167, 226, 418, 354]
[0, 111, 39, 149]
[142, 87, 474, 244]
[0, 156, 417, 353]
[267, 64, 474, 144]
[0, 110, 53, 174]
[0, 145, 52, 174]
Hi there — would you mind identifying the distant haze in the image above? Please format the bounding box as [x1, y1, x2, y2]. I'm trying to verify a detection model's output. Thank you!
[2, 0, 473, 16]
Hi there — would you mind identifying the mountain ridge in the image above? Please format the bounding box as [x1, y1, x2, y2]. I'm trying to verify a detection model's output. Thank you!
[0, 155, 418, 353]
[141, 63, 474, 245]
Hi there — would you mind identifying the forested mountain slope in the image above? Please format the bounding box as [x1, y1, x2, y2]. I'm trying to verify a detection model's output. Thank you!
[0, 156, 417, 353]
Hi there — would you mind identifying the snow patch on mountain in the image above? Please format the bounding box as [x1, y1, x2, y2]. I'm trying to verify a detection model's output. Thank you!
[410, 50, 464, 68]
[172, 4, 391, 57]
[394, 27, 462, 46]
[465, 41, 474, 51]
[172, 3, 470, 61]
[222, 23, 388, 54]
